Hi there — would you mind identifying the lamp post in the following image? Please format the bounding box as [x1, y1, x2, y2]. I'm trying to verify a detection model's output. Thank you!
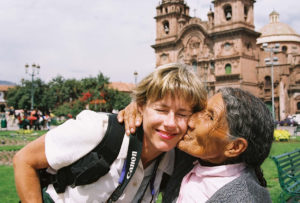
[134, 71, 138, 85]
[262, 43, 280, 120]
[25, 63, 40, 110]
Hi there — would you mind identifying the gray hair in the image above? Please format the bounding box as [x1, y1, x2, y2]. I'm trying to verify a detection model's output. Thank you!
[218, 87, 274, 167]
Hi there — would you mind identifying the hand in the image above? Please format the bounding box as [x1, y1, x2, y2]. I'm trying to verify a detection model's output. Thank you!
[117, 102, 142, 135]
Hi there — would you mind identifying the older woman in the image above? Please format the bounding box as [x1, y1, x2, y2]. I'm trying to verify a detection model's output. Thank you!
[119, 87, 274, 202]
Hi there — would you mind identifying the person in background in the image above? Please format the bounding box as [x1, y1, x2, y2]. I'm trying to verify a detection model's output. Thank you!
[13, 64, 206, 203]
[23, 109, 29, 130]
[119, 87, 274, 202]
[8, 106, 15, 126]
[33, 109, 41, 131]
[43, 113, 51, 130]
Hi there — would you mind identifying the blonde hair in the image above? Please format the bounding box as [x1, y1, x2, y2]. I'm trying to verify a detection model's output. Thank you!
[132, 63, 207, 112]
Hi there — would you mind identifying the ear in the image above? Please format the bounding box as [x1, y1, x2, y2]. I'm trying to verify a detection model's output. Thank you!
[224, 138, 248, 158]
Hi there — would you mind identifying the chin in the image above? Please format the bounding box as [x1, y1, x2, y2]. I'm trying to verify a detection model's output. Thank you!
[177, 140, 187, 151]
[177, 143, 202, 158]
[156, 142, 176, 152]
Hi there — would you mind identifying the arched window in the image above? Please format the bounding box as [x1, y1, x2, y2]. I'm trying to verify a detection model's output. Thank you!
[163, 21, 170, 34]
[224, 5, 232, 21]
[244, 6, 248, 21]
[224, 42, 231, 50]
[282, 46, 287, 52]
[297, 102, 300, 110]
[192, 61, 197, 72]
[265, 76, 271, 88]
[210, 62, 215, 70]
[246, 43, 252, 50]
[225, 64, 231, 74]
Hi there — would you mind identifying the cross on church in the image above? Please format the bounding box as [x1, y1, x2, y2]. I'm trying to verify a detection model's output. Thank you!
[193, 8, 197, 17]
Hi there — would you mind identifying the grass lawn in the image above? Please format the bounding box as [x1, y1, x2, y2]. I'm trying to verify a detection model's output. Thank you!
[0, 130, 46, 141]
[0, 131, 299, 202]
[0, 165, 18, 202]
[0, 130, 46, 202]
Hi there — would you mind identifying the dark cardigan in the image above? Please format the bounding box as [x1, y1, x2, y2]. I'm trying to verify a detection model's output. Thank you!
[206, 167, 272, 203]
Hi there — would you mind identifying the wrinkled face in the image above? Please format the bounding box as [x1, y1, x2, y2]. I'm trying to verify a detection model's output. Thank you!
[139, 93, 193, 154]
[177, 93, 231, 164]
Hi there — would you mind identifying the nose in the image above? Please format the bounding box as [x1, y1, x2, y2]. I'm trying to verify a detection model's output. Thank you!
[164, 112, 177, 129]
[188, 113, 197, 130]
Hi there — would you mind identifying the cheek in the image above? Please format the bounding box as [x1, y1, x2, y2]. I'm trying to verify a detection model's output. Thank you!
[194, 122, 213, 141]
[142, 109, 160, 125]
[194, 129, 222, 151]
[178, 139, 201, 158]
[204, 132, 229, 154]
[178, 119, 189, 132]
[212, 127, 228, 140]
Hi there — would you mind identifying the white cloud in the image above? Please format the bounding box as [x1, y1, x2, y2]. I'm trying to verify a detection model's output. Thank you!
[0, 0, 299, 85]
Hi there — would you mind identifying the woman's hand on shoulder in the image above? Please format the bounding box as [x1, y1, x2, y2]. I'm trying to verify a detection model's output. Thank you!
[117, 102, 142, 135]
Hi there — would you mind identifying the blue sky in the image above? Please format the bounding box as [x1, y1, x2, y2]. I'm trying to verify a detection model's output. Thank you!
[1, 0, 299, 85]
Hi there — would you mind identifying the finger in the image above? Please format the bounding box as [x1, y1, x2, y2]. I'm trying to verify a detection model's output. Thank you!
[129, 116, 137, 134]
[123, 101, 138, 135]
[117, 110, 125, 123]
[135, 113, 142, 127]
[124, 115, 131, 136]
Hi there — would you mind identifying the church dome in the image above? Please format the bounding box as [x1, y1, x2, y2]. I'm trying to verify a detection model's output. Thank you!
[257, 11, 300, 44]
[162, 0, 184, 3]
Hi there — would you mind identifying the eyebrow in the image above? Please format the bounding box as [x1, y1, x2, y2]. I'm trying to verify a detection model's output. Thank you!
[178, 109, 193, 114]
[207, 107, 215, 118]
[156, 103, 192, 112]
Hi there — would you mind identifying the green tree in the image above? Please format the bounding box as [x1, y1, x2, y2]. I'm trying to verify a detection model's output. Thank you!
[81, 77, 98, 92]
[64, 79, 82, 101]
[6, 78, 48, 111]
[80, 73, 109, 93]
[46, 76, 82, 108]
[31, 78, 50, 112]
[105, 88, 131, 111]
[6, 72, 131, 117]
[6, 86, 22, 108]
[48, 76, 68, 105]
[52, 100, 85, 118]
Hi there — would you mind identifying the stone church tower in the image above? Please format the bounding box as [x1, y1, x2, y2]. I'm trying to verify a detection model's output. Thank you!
[152, 0, 300, 120]
[152, 0, 260, 97]
[257, 11, 300, 120]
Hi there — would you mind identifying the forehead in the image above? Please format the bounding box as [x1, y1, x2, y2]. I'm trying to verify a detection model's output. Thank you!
[148, 93, 193, 110]
[206, 93, 229, 139]
[207, 93, 226, 119]
[207, 93, 224, 108]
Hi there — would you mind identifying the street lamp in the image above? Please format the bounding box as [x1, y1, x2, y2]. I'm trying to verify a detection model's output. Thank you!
[25, 63, 40, 110]
[134, 71, 138, 85]
[262, 43, 280, 120]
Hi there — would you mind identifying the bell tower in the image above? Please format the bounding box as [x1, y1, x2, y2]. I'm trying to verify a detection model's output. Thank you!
[213, 0, 255, 32]
[154, 0, 190, 45]
[210, 0, 260, 95]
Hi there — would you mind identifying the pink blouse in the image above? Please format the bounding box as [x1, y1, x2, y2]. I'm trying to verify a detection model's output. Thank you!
[177, 162, 245, 203]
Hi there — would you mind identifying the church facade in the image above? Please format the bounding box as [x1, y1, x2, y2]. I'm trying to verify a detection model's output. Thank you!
[152, 0, 300, 121]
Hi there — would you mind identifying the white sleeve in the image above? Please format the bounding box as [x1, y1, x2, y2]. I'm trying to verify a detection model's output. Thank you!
[45, 110, 109, 170]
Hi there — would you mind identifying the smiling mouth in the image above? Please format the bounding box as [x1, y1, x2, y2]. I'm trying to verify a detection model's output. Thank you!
[157, 130, 177, 140]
